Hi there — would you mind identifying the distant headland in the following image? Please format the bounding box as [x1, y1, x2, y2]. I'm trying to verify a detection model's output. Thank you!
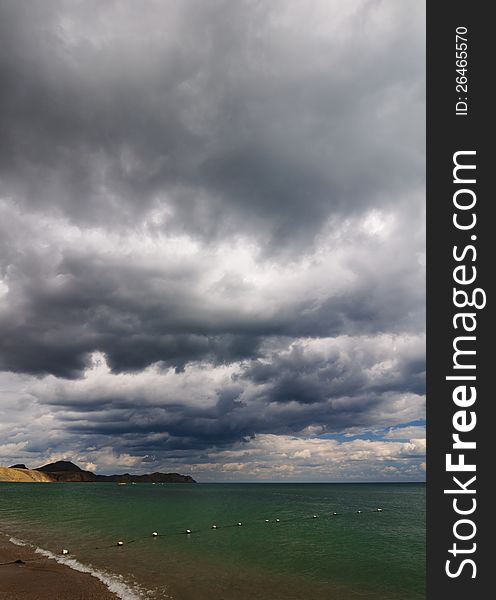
[0, 460, 196, 483]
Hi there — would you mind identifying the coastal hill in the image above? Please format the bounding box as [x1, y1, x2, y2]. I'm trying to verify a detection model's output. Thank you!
[0, 460, 196, 483]
[0, 466, 52, 482]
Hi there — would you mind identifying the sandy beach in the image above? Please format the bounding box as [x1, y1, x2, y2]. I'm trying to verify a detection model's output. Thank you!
[0, 536, 118, 600]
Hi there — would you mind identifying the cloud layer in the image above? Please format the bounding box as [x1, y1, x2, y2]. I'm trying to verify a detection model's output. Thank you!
[0, 0, 425, 480]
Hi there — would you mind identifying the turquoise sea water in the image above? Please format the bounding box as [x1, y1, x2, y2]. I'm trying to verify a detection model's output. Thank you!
[0, 483, 425, 600]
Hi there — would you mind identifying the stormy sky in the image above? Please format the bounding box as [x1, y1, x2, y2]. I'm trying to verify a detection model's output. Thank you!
[0, 0, 425, 481]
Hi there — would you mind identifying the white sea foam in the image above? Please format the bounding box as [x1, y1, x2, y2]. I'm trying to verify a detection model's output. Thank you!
[7, 535, 145, 600]
[8, 536, 28, 547]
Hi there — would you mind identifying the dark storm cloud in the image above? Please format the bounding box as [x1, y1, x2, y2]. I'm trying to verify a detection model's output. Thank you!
[242, 341, 426, 403]
[1, 197, 423, 377]
[0, 0, 425, 477]
[43, 387, 414, 451]
[23, 333, 424, 455]
[0, 242, 423, 377]
[0, 0, 424, 247]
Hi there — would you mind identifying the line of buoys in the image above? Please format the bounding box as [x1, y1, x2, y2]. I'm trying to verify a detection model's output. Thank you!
[100, 509, 386, 550]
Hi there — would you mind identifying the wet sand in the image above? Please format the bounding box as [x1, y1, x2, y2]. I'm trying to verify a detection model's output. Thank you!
[0, 537, 118, 600]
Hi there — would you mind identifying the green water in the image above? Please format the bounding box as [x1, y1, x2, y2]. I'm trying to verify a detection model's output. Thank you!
[0, 483, 425, 599]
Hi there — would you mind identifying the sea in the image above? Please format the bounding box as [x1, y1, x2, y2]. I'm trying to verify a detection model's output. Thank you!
[0, 482, 425, 600]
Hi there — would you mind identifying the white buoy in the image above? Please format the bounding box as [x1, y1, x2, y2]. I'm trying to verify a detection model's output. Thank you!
[333, 512, 338, 516]
[61, 549, 69, 555]
[377, 508, 383, 512]
[357, 510, 362, 514]
[275, 518, 280, 523]
[185, 529, 192, 534]
[265, 519, 270, 523]
[117, 541, 124, 546]
[237, 522, 242, 526]
[211, 525, 218, 529]
[152, 532, 158, 537]
[312, 515, 318, 519]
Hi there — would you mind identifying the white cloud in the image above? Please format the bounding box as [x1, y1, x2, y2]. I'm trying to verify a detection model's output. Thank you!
[186, 434, 426, 482]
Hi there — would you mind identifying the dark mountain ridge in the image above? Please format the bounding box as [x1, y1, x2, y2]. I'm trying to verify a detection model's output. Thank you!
[37, 461, 83, 472]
